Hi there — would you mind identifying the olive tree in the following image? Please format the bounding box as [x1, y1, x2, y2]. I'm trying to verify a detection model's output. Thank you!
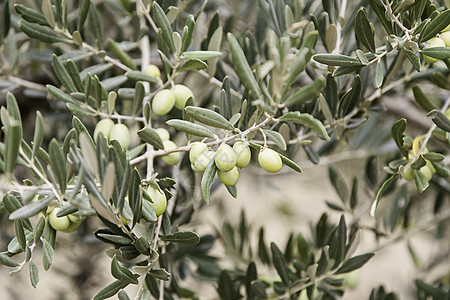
[0, 0, 449, 299]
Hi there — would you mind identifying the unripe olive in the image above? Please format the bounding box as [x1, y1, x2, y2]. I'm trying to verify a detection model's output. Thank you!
[217, 166, 239, 186]
[94, 119, 115, 142]
[420, 165, 433, 181]
[152, 89, 176, 116]
[442, 31, 450, 47]
[155, 128, 170, 141]
[146, 186, 167, 217]
[423, 37, 446, 63]
[62, 221, 81, 233]
[233, 141, 251, 168]
[109, 123, 131, 149]
[441, 25, 450, 33]
[189, 142, 208, 164]
[403, 167, 414, 181]
[144, 64, 161, 78]
[48, 207, 71, 232]
[161, 140, 180, 165]
[258, 148, 282, 173]
[192, 150, 215, 173]
[172, 84, 194, 110]
[215, 144, 236, 172]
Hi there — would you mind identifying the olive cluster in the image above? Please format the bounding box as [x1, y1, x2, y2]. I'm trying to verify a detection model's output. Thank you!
[423, 24, 450, 63]
[403, 136, 437, 181]
[152, 84, 194, 116]
[94, 119, 131, 149]
[189, 141, 283, 187]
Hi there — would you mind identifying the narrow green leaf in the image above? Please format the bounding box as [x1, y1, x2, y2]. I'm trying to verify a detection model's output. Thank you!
[166, 119, 214, 138]
[185, 106, 235, 131]
[137, 127, 165, 149]
[148, 268, 170, 281]
[391, 118, 408, 156]
[80, 63, 112, 80]
[178, 59, 208, 72]
[125, 71, 158, 83]
[111, 256, 139, 284]
[153, 2, 175, 53]
[415, 279, 447, 299]
[368, 0, 394, 34]
[412, 85, 437, 112]
[42, 0, 55, 28]
[402, 47, 421, 72]
[0, 252, 20, 267]
[263, 130, 287, 151]
[14, 220, 26, 251]
[278, 112, 330, 140]
[93, 280, 129, 300]
[14, 4, 48, 26]
[370, 174, 398, 216]
[181, 15, 195, 53]
[420, 10, 450, 42]
[66, 60, 84, 92]
[355, 8, 376, 53]
[19, 20, 69, 43]
[108, 39, 137, 70]
[88, 4, 104, 49]
[227, 33, 262, 99]
[128, 168, 142, 228]
[335, 253, 374, 274]
[42, 239, 54, 271]
[47, 85, 78, 105]
[373, 60, 384, 88]
[427, 109, 450, 132]
[201, 158, 217, 204]
[420, 47, 450, 60]
[161, 231, 200, 245]
[49, 139, 67, 193]
[283, 76, 326, 106]
[313, 54, 363, 67]
[9, 197, 53, 220]
[181, 51, 221, 60]
[423, 152, 445, 162]
[52, 54, 77, 93]
[339, 75, 362, 116]
[29, 261, 39, 288]
[34, 216, 46, 245]
[77, 0, 91, 31]
[271, 242, 289, 285]
[208, 26, 223, 77]
[132, 81, 144, 115]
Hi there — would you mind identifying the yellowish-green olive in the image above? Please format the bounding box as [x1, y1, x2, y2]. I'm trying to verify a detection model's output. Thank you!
[258, 148, 282, 173]
[217, 166, 239, 186]
[146, 185, 167, 217]
[161, 140, 180, 165]
[152, 89, 176, 116]
[423, 37, 446, 63]
[215, 144, 236, 172]
[155, 128, 170, 141]
[441, 24, 450, 33]
[109, 123, 131, 149]
[403, 167, 414, 181]
[94, 119, 115, 142]
[48, 207, 71, 232]
[172, 84, 194, 110]
[189, 142, 208, 164]
[233, 141, 251, 168]
[420, 165, 433, 181]
[192, 150, 215, 173]
[144, 64, 161, 78]
[441, 31, 450, 47]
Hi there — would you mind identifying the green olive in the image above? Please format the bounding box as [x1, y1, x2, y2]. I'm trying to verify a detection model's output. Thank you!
[192, 150, 215, 173]
[426, 160, 436, 174]
[403, 167, 414, 181]
[155, 128, 170, 141]
[109, 123, 131, 149]
[441, 24, 450, 33]
[171, 84, 194, 110]
[93, 119, 115, 142]
[48, 207, 71, 232]
[420, 165, 433, 181]
[161, 140, 180, 165]
[442, 31, 450, 47]
[144, 64, 161, 78]
[152, 89, 176, 116]
[258, 148, 282, 173]
[146, 186, 167, 217]
[217, 166, 239, 186]
[233, 141, 251, 168]
[423, 37, 446, 63]
[215, 144, 236, 172]
[62, 221, 82, 233]
[189, 142, 208, 164]
[67, 213, 85, 224]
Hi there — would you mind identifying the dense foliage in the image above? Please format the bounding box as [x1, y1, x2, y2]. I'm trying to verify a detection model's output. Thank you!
[0, 0, 449, 299]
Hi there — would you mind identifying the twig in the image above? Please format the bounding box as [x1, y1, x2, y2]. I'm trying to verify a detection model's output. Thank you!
[6, 76, 48, 92]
